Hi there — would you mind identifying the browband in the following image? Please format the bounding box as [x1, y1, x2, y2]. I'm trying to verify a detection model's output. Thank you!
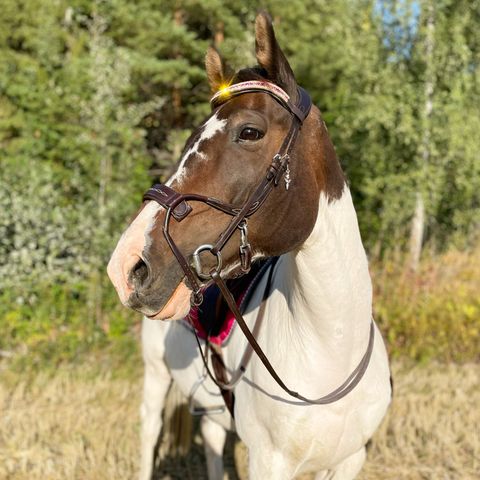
[210, 80, 311, 123]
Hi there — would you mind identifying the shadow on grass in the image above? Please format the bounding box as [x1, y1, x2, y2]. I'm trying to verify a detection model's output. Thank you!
[152, 411, 242, 480]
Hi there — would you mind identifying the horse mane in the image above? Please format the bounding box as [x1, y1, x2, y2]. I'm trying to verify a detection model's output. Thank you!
[232, 67, 269, 84]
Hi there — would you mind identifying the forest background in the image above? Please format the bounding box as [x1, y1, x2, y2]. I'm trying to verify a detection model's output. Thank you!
[1, 0, 479, 371]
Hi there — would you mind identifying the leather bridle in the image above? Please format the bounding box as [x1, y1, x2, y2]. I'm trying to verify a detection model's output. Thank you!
[143, 81, 312, 305]
[142, 80, 375, 407]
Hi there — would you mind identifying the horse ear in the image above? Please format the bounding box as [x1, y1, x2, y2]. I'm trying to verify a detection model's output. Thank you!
[205, 45, 231, 93]
[255, 11, 297, 97]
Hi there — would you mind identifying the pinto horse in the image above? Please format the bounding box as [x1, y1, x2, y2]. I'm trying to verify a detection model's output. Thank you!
[108, 12, 391, 480]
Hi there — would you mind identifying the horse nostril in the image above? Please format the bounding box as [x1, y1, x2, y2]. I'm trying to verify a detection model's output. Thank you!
[130, 258, 149, 289]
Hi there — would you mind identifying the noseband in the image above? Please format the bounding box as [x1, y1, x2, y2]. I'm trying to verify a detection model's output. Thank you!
[142, 81, 375, 407]
[143, 80, 312, 305]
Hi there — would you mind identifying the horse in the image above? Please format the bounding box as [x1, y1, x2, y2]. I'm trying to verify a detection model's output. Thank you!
[107, 11, 391, 480]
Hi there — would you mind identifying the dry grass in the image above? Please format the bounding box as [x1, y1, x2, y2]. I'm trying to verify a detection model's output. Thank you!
[0, 361, 478, 480]
[0, 369, 140, 479]
[372, 247, 480, 362]
[359, 362, 479, 480]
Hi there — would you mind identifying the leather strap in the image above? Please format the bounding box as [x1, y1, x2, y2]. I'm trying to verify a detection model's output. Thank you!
[287, 87, 312, 123]
[193, 257, 278, 417]
[193, 258, 277, 388]
[210, 344, 235, 416]
[211, 83, 312, 123]
[143, 184, 192, 221]
[194, 257, 375, 409]
[210, 266, 375, 405]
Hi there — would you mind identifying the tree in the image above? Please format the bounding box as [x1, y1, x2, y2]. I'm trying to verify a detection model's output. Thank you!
[0, 0, 155, 290]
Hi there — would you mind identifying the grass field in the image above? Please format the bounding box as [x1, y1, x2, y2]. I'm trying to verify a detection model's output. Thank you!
[0, 361, 478, 480]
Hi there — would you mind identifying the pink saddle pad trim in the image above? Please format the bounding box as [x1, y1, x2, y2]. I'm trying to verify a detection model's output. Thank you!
[188, 290, 246, 346]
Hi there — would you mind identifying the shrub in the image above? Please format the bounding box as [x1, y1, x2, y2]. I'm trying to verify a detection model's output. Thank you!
[372, 247, 480, 362]
[0, 276, 140, 371]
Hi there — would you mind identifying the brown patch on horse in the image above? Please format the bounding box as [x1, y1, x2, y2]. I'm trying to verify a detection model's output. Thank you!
[321, 120, 346, 200]
[305, 109, 346, 201]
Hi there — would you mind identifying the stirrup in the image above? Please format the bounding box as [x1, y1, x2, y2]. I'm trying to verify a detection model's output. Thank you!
[188, 371, 225, 416]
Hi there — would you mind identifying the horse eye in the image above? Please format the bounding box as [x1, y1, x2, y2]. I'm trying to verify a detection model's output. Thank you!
[238, 127, 264, 141]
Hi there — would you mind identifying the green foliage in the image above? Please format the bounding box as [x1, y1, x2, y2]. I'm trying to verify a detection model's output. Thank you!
[0, 159, 94, 287]
[0, 278, 140, 370]
[0, 0, 154, 289]
[2, 0, 479, 268]
[350, 0, 480, 250]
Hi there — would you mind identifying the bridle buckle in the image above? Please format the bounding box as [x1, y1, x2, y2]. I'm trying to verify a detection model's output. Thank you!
[271, 153, 290, 186]
[238, 221, 252, 273]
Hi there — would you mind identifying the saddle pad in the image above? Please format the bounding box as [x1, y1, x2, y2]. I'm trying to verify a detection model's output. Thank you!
[187, 258, 275, 345]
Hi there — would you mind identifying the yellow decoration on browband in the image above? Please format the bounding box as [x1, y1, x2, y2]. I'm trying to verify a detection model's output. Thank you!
[218, 83, 232, 94]
[210, 80, 291, 108]
[216, 83, 232, 101]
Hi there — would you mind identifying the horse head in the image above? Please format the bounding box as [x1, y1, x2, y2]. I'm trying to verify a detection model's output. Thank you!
[107, 12, 344, 321]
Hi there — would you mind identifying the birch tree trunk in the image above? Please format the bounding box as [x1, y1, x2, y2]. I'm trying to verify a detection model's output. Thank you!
[409, 0, 435, 271]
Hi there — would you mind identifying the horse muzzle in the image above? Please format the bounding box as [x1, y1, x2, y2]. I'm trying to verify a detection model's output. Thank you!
[126, 280, 192, 321]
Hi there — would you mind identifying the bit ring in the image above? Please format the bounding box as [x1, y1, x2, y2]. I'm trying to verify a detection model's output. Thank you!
[192, 244, 222, 280]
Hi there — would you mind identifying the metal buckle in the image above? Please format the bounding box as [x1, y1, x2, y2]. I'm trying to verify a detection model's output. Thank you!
[284, 161, 291, 190]
[192, 244, 223, 280]
[238, 221, 252, 273]
[239, 221, 249, 247]
[191, 290, 204, 306]
[271, 153, 290, 186]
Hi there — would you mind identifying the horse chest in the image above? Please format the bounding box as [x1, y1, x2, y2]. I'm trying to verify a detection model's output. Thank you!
[233, 385, 351, 470]
[225, 315, 391, 471]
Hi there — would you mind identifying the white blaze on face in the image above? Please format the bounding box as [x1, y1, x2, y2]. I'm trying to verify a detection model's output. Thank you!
[107, 201, 161, 305]
[167, 113, 227, 185]
[108, 113, 226, 316]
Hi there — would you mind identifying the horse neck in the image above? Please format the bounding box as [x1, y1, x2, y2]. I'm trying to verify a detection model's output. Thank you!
[276, 187, 372, 362]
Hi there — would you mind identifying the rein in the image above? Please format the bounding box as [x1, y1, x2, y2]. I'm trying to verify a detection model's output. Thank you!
[142, 80, 374, 409]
